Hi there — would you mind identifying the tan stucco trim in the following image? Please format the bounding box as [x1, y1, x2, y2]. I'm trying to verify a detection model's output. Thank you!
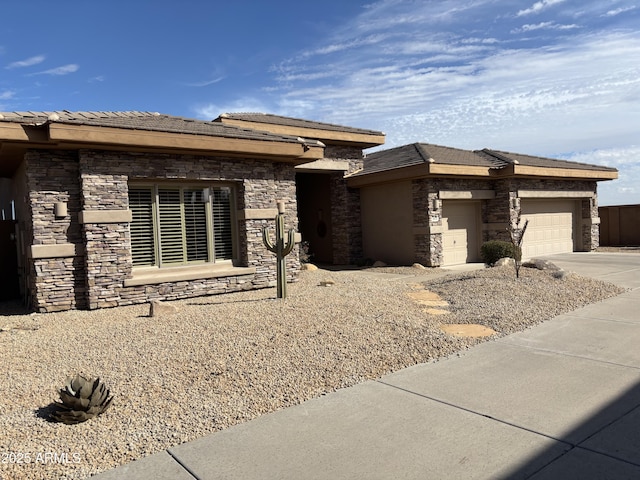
[0, 122, 31, 141]
[439, 190, 496, 200]
[346, 164, 429, 187]
[428, 164, 492, 176]
[79, 209, 133, 224]
[218, 118, 385, 148]
[518, 190, 594, 198]
[48, 124, 324, 161]
[295, 159, 350, 172]
[30, 243, 79, 259]
[125, 264, 257, 287]
[513, 165, 618, 180]
[238, 208, 279, 220]
[429, 225, 445, 234]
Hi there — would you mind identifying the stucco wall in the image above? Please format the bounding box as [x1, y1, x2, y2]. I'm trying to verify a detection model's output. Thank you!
[361, 176, 600, 267]
[361, 180, 414, 264]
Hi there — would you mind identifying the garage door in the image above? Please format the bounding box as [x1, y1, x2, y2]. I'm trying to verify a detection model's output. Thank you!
[442, 201, 480, 266]
[520, 199, 576, 259]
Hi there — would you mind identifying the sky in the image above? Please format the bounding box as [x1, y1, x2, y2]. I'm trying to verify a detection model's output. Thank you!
[1, 0, 638, 206]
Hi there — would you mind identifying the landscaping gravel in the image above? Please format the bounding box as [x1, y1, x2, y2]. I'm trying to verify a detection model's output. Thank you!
[0, 265, 624, 480]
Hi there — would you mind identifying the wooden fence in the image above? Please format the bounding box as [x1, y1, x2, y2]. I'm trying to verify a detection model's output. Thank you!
[599, 204, 640, 246]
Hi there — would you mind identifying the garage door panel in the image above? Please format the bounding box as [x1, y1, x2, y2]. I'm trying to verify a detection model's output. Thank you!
[521, 200, 575, 259]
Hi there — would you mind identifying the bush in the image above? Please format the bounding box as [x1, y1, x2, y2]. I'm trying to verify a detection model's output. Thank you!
[481, 240, 520, 266]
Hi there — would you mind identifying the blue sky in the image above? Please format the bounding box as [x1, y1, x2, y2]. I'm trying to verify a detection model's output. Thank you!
[1, 0, 638, 206]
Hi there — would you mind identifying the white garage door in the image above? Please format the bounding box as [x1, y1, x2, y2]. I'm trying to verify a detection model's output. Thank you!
[520, 199, 576, 259]
[442, 201, 480, 266]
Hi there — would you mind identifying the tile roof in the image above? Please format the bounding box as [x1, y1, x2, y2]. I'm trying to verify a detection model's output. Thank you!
[356, 143, 502, 175]
[0, 110, 319, 145]
[481, 149, 618, 172]
[217, 112, 384, 136]
[354, 142, 617, 176]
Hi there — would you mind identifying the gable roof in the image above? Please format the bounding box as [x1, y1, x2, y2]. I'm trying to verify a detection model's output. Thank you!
[347, 142, 618, 186]
[215, 113, 385, 148]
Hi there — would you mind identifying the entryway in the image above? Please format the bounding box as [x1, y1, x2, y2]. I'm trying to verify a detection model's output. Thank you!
[295, 173, 334, 264]
[0, 220, 20, 301]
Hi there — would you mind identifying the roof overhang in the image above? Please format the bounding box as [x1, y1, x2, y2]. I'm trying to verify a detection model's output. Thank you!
[0, 121, 324, 177]
[47, 123, 323, 161]
[346, 162, 617, 188]
[218, 117, 386, 149]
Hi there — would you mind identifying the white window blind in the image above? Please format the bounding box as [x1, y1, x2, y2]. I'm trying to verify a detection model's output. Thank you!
[128, 184, 235, 267]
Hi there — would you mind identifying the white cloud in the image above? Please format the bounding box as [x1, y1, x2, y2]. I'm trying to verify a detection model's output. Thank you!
[193, 97, 271, 120]
[512, 22, 579, 33]
[0, 90, 15, 100]
[6, 54, 45, 69]
[603, 6, 637, 17]
[39, 64, 79, 75]
[516, 0, 566, 17]
[186, 76, 226, 88]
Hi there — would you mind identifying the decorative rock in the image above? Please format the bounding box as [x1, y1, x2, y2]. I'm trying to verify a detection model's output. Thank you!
[494, 257, 515, 267]
[441, 324, 497, 338]
[412, 263, 426, 270]
[300, 263, 318, 271]
[373, 260, 387, 267]
[149, 300, 178, 317]
[319, 280, 335, 287]
[523, 259, 560, 271]
[424, 308, 449, 315]
[406, 290, 449, 307]
[552, 269, 575, 280]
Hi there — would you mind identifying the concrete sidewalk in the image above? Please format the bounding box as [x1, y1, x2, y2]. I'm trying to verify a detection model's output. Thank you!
[93, 253, 640, 480]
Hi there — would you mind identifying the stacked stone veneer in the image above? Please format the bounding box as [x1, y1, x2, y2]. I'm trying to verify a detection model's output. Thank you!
[23, 149, 300, 312]
[325, 145, 365, 265]
[411, 177, 599, 267]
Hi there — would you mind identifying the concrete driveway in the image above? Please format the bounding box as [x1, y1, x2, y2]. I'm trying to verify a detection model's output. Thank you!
[94, 252, 640, 480]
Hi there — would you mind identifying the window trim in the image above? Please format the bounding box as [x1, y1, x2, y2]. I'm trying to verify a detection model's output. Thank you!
[128, 181, 238, 269]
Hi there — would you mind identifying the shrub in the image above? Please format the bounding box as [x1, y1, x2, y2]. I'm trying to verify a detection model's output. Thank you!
[481, 240, 520, 266]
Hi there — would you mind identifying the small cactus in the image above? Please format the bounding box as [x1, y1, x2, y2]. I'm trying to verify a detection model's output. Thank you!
[262, 200, 296, 299]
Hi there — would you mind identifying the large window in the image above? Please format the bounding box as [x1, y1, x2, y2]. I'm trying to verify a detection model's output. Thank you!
[129, 184, 235, 267]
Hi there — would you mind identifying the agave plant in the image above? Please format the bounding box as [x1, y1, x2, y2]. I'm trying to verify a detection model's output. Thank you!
[50, 374, 113, 425]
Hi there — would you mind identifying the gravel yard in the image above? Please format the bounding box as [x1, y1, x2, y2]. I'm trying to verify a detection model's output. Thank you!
[0, 265, 624, 480]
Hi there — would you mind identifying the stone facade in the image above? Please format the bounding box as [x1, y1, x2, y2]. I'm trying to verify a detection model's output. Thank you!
[409, 177, 599, 267]
[21, 149, 301, 312]
[325, 145, 365, 265]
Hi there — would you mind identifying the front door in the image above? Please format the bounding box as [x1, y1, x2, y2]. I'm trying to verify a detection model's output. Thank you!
[295, 173, 333, 264]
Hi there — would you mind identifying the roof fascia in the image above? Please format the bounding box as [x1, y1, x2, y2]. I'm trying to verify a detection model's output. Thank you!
[346, 164, 429, 187]
[47, 123, 323, 161]
[218, 117, 385, 148]
[511, 164, 619, 180]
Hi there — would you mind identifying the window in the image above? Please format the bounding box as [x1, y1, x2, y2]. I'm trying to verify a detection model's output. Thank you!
[129, 184, 235, 267]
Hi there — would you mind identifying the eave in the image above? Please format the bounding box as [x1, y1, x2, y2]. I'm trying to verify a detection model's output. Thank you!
[346, 162, 618, 188]
[510, 164, 618, 181]
[46, 123, 324, 161]
[218, 117, 386, 148]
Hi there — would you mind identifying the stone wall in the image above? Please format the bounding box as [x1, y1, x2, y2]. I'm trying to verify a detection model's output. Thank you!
[24, 149, 300, 311]
[408, 177, 599, 267]
[326, 147, 365, 264]
[24, 150, 86, 311]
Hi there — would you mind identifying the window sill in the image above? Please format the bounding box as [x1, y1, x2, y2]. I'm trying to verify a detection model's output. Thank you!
[124, 263, 256, 287]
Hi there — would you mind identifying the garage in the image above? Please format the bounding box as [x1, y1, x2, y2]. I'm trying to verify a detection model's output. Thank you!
[520, 199, 577, 259]
[442, 201, 481, 266]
